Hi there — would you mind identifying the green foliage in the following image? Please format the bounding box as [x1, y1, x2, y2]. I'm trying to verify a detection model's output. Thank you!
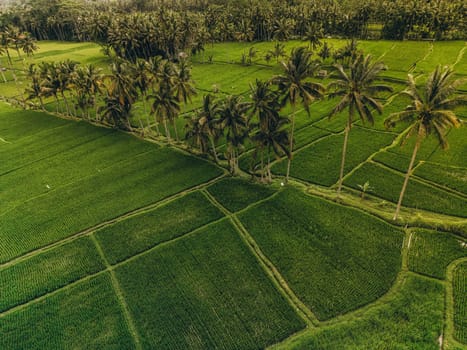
[278, 275, 444, 350]
[95, 192, 223, 264]
[238, 188, 403, 320]
[345, 162, 467, 217]
[115, 220, 305, 349]
[0, 237, 104, 312]
[453, 262, 467, 344]
[207, 177, 276, 212]
[407, 229, 467, 279]
[0, 274, 134, 349]
[273, 127, 395, 186]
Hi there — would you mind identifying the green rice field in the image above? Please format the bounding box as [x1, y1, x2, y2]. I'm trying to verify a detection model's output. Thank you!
[0, 39, 466, 349]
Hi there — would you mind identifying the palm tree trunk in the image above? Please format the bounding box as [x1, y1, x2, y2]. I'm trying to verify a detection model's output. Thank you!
[61, 91, 70, 115]
[94, 99, 98, 121]
[210, 137, 219, 163]
[393, 133, 422, 220]
[153, 115, 160, 136]
[285, 104, 296, 183]
[173, 119, 179, 141]
[267, 148, 272, 183]
[260, 149, 264, 182]
[38, 95, 45, 110]
[163, 119, 171, 142]
[54, 95, 60, 113]
[337, 121, 351, 196]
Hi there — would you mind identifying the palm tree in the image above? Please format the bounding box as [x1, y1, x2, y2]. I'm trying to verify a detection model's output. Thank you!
[303, 23, 323, 51]
[251, 115, 290, 183]
[131, 58, 152, 130]
[273, 46, 325, 183]
[195, 94, 222, 162]
[249, 79, 281, 132]
[218, 95, 250, 175]
[384, 66, 465, 220]
[24, 64, 45, 110]
[172, 57, 197, 141]
[58, 60, 78, 116]
[184, 115, 210, 154]
[147, 84, 180, 143]
[328, 54, 392, 196]
[85, 65, 104, 121]
[268, 42, 286, 63]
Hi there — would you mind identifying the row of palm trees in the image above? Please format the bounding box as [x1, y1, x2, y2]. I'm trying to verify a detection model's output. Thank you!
[0, 26, 37, 64]
[21, 45, 464, 221]
[185, 48, 465, 220]
[23, 55, 197, 137]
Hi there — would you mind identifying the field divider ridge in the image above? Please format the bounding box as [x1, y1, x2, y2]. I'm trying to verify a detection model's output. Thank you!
[90, 235, 143, 350]
[201, 189, 320, 327]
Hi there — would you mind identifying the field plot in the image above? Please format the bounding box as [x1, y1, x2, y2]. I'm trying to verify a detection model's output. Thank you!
[206, 177, 276, 212]
[1, 131, 156, 208]
[115, 220, 304, 349]
[95, 191, 223, 264]
[274, 275, 445, 350]
[407, 229, 467, 279]
[238, 188, 403, 320]
[345, 162, 467, 218]
[0, 104, 223, 264]
[453, 262, 467, 344]
[0, 237, 104, 312]
[273, 127, 395, 186]
[0, 274, 134, 350]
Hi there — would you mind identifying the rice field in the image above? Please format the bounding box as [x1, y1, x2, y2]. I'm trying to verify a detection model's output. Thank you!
[0, 38, 466, 349]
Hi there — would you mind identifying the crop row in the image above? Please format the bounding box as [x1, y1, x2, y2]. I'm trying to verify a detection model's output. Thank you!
[238, 187, 403, 320]
[279, 275, 445, 350]
[0, 274, 134, 349]
[115, 220, 304, 349]
[273, 127, 395, 187]
[407, 229, 467, 279]
[0, 237, 104, 313]
[95, 191, 223, 264]
[0, 147, 222, 264]
[344, 162, 467, 218]
[453, 262, 467, 344]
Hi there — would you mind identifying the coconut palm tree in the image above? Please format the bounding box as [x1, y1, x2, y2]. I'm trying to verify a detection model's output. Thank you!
[195, 94, 222, 162]
[384, 66, 465, 220]
[85, 64, 104, 121]
[218, 95, 250, 175]
[249, 79, 281, 132]
[328, 53, 392, 196]
[24, 63, 45, 110]
[268, 42, 286, 63]
[273, 46, 325, 183]
[184, 114, 210, 154]
[147, 84, 180, 143]
[251, 115, 290, 183]
[303, 23, 323, 51]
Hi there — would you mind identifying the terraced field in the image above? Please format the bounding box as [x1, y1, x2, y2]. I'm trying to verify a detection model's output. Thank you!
[0, 39, 466, 349]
